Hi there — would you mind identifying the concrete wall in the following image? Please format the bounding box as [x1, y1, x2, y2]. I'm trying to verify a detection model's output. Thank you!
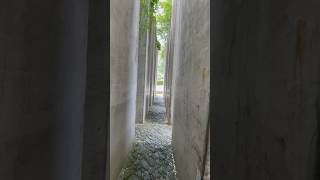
[169, 0, 210, 180]
[145, 18, 158, 113]
[152, 43, 158, 102]
[136, 0, 150, 124]
[136, 3, 158, 124]
[164, 16, 175, 125]
[211, 0, 320, 180]
[0, 0, 90, 179]
[150, 19, 157, 106]
[110, 0, 140, 179]
[203, 129, 210, 180]
[81, 0, 108, 179]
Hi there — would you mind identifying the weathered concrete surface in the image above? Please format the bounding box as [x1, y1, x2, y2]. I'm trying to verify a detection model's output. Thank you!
[110, 0, 140, 179]
[136, 0, 150, 124]
[0, 0, 89, 179]
[203, 129, 210, 180]
[152, 49, 158, 103]
[169, 0, 210, 180]
[81, 0, 108, 179]
[211, 0, 320, 180]
[164, 19, 175, 125]
[145, 18, 158, 115]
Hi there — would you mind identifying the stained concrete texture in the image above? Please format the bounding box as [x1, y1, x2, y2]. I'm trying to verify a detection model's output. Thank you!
[136, 0, 151, 124]
[110, 0, 140, 179]
[119, 95, 177, 180]
[211, 0, 320, 180]
[164, 12, 175, 126]
[81, 0, 108, 179]
[145, 18, 158, 114]
[167, 0, 210, 180]
[0, 0, 90, 179]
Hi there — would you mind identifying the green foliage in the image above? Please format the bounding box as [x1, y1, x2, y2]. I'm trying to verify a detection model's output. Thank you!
[155, 0, 172, 41]
[156, 40, 161, 50]
[139, 0, 171, 83]
[139, 0, 151, 37]
[139, 0, 172, 42]
[154, 0, 171, 83]
[150, 0, 160, 13]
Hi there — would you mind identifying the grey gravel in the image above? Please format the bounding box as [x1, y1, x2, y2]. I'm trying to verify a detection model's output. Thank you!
[146, 95, 167, 124]
[118, 95, 177, 180]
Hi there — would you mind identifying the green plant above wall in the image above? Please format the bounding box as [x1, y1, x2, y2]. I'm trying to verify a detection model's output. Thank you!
[156, 40, 161, 50]
[150, 0, 160, 13]
[139, 0, 172, 83]
[155, 0, 172, 83]
[155, 0, 172, 42]
[139, 0, 171, 41]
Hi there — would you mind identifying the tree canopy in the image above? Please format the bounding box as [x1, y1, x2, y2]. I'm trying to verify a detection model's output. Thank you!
[155, 0, 172, 44]
[154, 0, 171, 82]
[140, 0, 172, 83]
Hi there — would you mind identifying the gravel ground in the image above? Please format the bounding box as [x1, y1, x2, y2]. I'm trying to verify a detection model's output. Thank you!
[118, 95, 177, 180]
[146, 96, 167, 124]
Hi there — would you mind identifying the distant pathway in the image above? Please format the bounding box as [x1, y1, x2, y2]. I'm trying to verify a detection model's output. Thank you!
[119, 95, 177, 180]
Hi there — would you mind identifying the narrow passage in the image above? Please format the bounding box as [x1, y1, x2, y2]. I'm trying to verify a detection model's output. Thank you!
[119, 95, 177, 180]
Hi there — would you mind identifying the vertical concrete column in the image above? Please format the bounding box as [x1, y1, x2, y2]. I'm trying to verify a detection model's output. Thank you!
[164, 35, 170, 123]
[151, 42, 157, 102]
[170, 0, 210, 180]
[145, 28, 151, 112]
[164, 32, 170, 124]
[211, 0, 320, 179]
[145, 18, 151, 113]
[136, 0, 151, 124]
[153, 49, 158, 99]
[149, 19, 154, 106]
[145, 17, 157, 111]
[148, 26, 153, 107]
[81, 0, 108, 179]
[0, 0, 90, 180]
[110, 0, 140, 179]
[144, 31, 150, 114]
[151, 18, 157, 104]
[144, 28, 150, 116]
[164, 0, 177, 125]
